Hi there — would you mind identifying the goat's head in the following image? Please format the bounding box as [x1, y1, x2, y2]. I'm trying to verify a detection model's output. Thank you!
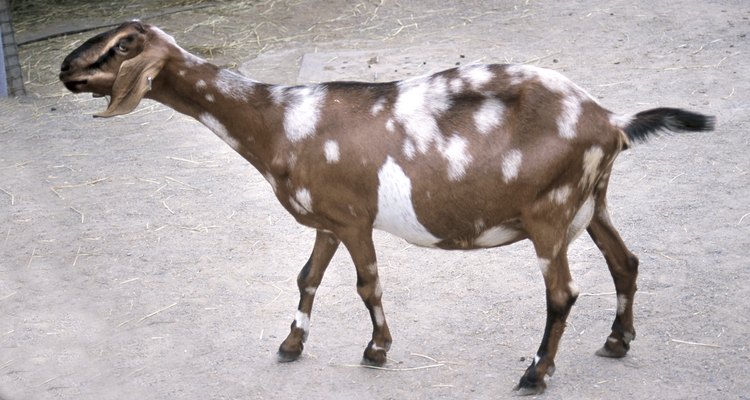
[60, 21, 172, 117]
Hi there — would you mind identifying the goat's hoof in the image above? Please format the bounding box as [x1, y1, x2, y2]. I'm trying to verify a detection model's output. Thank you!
[513, 378, 546, 396]
[595, 338, 629, 358]
[361, 344, 387, 366]
[277, 342, 303, 363]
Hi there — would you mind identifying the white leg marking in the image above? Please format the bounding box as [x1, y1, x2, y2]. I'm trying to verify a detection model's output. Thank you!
[534, 354, 541, 365]
[501, 149, 523, 183]
[474, 98, 505, 135]
[305, 287, 317, 295]
[372, 306, 385, 327]
[324, 140, 340, 163]
[569, 280, 580, 298]
[373, 157, 440, 247]
[475, 224, 520, 247]
[198, 113, 241, 151]
[617, 294, 628, 315]
[295, 310, 311, 337]
[538, 258, 551, 277]
[441, 135, 473, 181]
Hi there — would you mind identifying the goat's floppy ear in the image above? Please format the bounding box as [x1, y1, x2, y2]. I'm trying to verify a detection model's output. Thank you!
[94, 44, 165, 118]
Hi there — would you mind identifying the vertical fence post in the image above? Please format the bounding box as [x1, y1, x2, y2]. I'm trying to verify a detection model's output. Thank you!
[1, 0, 25, 97]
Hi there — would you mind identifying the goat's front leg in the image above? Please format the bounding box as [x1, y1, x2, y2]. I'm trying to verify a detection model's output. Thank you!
[516, 219, 580, 395]
[339, 228, 392, 365]
[278, 230, 340, 362]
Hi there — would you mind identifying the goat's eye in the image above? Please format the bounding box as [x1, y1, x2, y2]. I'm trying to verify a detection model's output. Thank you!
[117, 41, 128, 52]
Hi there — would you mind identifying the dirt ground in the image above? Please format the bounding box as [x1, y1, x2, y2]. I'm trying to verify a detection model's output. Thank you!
[1, 0, 749, 399]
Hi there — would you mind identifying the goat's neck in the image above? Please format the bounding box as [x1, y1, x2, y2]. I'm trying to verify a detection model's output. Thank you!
[147, 54, 277, 172]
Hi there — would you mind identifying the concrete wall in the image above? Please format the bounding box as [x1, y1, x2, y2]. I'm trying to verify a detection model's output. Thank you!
[1, 0, 25, 97]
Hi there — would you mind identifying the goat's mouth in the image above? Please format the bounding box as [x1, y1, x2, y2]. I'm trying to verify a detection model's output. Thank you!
[62, 79, 88, 92]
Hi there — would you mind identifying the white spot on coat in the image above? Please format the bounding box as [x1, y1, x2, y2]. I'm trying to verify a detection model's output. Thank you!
[324, 140, 340, 163]
[215, 69, 256, 101]
[305, 287, 317, 295]
[582, 146, 604, 188]
[205, 93, 215, 102]
[569, 280, 580, 297]
[385, 119, 396, 133]
[403, 138, 416, 159]
[502, 149, 523, 183]
[548, 185, 572, 205]
[609, 113, 633, 129]
[198, 113, 241, 151]
[449, 78, 464, 93]
[441, 135, 473, 181]
[196, 79, 207, 90]
[460, 64, 493, 90]
[371, 97, 386, 116]
[475, 224, 520, 247]
[281, 86, 327, 143]
[474, 98, 505, 135]
[558, 95, 582, 139]
[373, 157, 440, 247]
[567, 196, 595, 243]
[393, 75, 451, 154]
[290, 188, 313, 215]
[264, 172, 278, 192]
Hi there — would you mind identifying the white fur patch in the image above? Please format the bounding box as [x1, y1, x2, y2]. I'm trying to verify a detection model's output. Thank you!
[394, 75, 451, 154]
[567, 196, 595, 243]
[264, 172, 278, 192]
[290, 188, 313, 215]
[295, 310, 310, 335]
[205, 93, 215, 102]
[196, 79, 207, 90]
[324, 140, 340, 163]
[569, 280, 580, 297]
[403, 138, 416, 159]
[280, 86, 327, 143]
[617, 294, 628, 315]
[372, 305, 385, 327]
[475, 224, 520, 247]
[371, 97, 387, 116]
[538, 258, 551, 277]
[609, 113, 633, 129]
[582, 145, 604, 188]
[305, 287, 317, 295]
[505, 64, 596, 140]
[461, 64, 494, 90]
[198, 113, 241, 151]
[385, 118, 396, 133]
[449, 77, 464, 93]
[549, 185, 572, 205]
[441, 135, 473, 181]
[501, 149, 523, 183]
[214, 69, 256, 101]
[558, 95, 582, 139]
[373, 157, 440, 247]
[474, 98, 505, 135]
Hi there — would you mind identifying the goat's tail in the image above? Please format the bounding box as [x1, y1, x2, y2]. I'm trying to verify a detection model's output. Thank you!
[614, 107, 715, 145]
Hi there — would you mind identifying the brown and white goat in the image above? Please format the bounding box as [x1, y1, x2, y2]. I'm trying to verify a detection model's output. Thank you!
[60, 21, 714, 394]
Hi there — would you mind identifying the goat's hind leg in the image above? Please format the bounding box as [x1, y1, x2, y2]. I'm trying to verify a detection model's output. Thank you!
[516, 216, 580, 395]
[587, 194, 639, 358]
[278, 230, 340, 362]
[338, 228, 392, 366]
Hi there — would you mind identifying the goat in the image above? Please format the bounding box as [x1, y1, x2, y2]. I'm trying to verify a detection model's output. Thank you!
[59, 21, 714, 394]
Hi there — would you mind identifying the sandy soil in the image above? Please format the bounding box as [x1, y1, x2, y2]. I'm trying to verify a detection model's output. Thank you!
[1, 1, 749, 399]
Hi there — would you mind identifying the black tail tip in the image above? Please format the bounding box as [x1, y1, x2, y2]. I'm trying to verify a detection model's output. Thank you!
[625, 107, 716, 143]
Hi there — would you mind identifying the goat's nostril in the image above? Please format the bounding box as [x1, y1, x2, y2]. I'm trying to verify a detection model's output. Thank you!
[60, 63, 70, 72]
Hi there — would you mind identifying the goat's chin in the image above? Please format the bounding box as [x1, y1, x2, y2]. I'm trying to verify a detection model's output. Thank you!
[92, 93, 105, 98]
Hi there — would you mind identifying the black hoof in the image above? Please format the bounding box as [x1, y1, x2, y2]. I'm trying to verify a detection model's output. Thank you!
[277, 342, 303, 363]
[595, 338, 629, 358]
[361, 344, 387, 366]
[514, 378, 546, 396]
